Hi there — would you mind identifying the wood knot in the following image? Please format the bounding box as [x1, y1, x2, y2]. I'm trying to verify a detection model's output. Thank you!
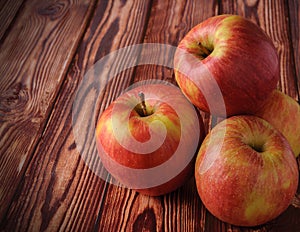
[0, 83, 29, 116]
[133, 208, 157, 232]
[37, 1, 68, 20]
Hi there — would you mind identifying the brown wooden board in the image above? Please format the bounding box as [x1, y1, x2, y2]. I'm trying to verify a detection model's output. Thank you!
[0, 0, 96, 223]
[288, 0, 300, 100]
[0, 0, 299, 231]
[0, 0, 25, 42]
[1, 0, 152, 231]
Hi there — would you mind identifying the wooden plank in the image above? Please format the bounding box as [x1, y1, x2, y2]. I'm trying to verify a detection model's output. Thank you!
[263, 0, 299, 98]
[1, 1, 299, 232]
[0, 0, 96, 223]
[0, 0, 152, 231]
[0, 0, 25, 42]
[288, 0, 300, 100]
[96, 0, 217, 231]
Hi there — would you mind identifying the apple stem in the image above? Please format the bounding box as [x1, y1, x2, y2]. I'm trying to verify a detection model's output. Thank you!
[138, 92, 147, 116]
[197, 42, 211, 57]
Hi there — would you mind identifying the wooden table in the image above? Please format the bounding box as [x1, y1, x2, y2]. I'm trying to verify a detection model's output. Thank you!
[0, 0, 299, 231]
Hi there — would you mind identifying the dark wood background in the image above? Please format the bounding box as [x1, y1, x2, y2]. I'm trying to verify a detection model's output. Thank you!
[0, 0, 299, 231]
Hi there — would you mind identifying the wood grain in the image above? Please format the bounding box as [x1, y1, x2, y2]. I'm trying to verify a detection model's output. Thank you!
[288, 0, 300, 100]
[0, 0, 96, 223]
[0, 0, 25, 42]
[0, 0, 299, 231]
[1, 0, 152, 231]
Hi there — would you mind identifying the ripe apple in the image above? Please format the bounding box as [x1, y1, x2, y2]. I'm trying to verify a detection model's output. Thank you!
[95, 83, 205, 196]
[255, 90, 300, 157]
[174, 14, 279, 117]
[195, 115, 299, 227]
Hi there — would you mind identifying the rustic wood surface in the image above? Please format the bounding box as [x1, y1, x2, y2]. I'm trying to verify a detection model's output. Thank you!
[0, 0, 299, 231]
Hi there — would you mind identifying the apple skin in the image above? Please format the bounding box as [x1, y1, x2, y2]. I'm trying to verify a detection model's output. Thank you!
[95, 84, 205, 196]
[174, 14, 279, 117]
[255, 90, 300, 157]
[195, 115, 299, 227]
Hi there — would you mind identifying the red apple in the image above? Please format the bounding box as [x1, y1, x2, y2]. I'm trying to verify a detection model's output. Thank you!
[255, 90, 300, 157]
[195, 115, 298, 227]
[174, 14, 279, 117]
[95, 84, 205, 196]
